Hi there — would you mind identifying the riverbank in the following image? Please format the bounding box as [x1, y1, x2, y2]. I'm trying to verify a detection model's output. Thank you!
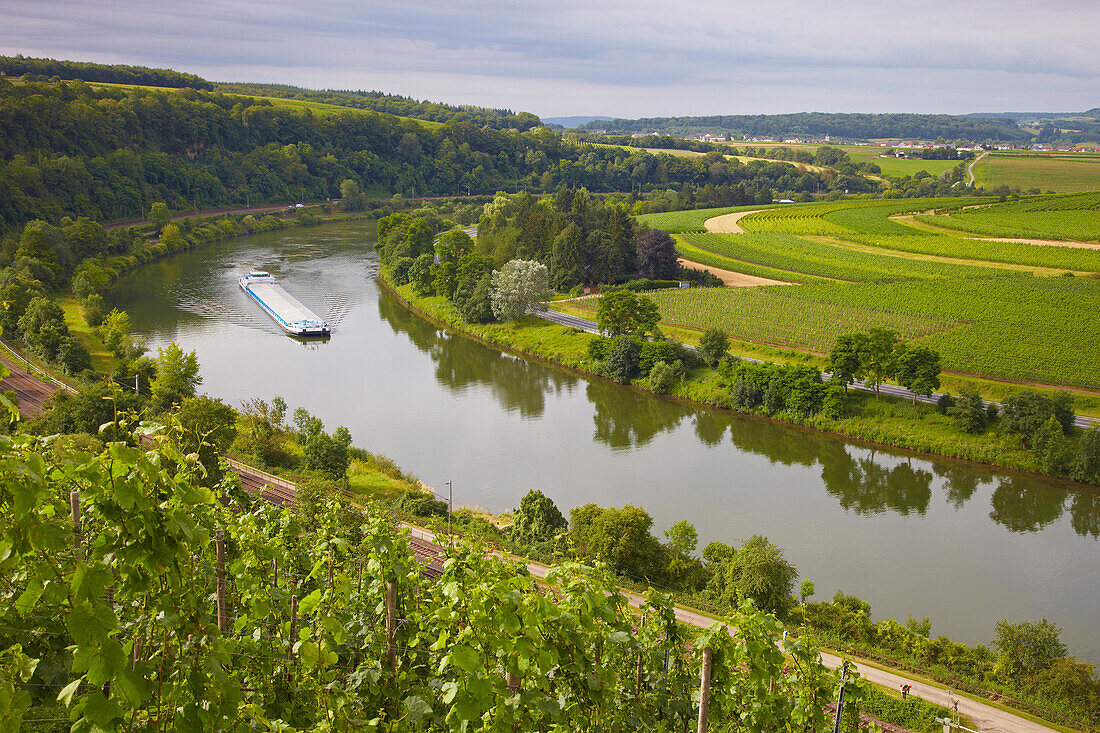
[377, 268, 1097, 489]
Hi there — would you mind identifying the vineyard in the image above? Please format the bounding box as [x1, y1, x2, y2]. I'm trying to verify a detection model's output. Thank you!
[641, 288, 958, 355]
[0, 423, 863, 732]
[917, 192, 1100, 242]
[844, 233, 1100, 273]
[655, 193, 1100, 389]
[683, 232, 1008, 283]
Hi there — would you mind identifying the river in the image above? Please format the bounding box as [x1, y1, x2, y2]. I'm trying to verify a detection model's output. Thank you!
[110, 220, 1100, 664]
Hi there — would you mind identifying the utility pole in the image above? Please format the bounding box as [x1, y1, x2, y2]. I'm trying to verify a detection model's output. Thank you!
[446, 480, 453, 547]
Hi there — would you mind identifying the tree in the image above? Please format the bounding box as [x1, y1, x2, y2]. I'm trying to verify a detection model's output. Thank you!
[603, 335, 641, 384]
[148, 201, 171, 232]
[98, 308, 132, 356]
[948, 387, 988, 434]
[860, 327, 901, 397]
[1073, 426, 1100, 485]
[462, 272, 496, 324]
[697, 327, 730, 368]
[490, 259, 549, 321]
[635, 229, 680, 280]
[339, 179, 366, 211]
[569, 503, 665, 580]
[708, 535, 797, 617]
[896, 346, 942, 403]
[1002, 390, 1074, 446]
[510, 489, 567, 546]
[664, 519, 698, 556]
[596, 288, 660, 337]
[549, 222, 587, 289]
[151, 342, 201, 412]
[993, 618, 1067, 677]
[176, 395, 238, 484]
[827, 333, 866, 391]
[799, 578, 815, 605]
[408, 253, 435, 295]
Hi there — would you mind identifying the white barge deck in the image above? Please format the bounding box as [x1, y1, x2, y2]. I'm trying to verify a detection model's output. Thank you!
[239, 270, 330, 336]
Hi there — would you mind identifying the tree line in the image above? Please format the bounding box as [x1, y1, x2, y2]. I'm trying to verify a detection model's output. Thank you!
[1, 77, 878, 234]
[580, 111, 1032, 143]
[0, 54, 213, 89]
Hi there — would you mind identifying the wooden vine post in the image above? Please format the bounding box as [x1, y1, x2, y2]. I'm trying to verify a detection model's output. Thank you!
[215, 529, 227, 634]
[70, 490, 82, 553]
[697, 646, 713, 733]
[386, 580, 398, 675]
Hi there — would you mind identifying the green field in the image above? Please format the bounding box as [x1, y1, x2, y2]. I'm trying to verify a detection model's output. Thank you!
[972, 152, 1100, 193]
[916, 191, 1100, 241]
[662, 195, 1100, 390]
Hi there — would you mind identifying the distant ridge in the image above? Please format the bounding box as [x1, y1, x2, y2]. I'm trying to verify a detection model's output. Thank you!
[542, 115, 614, 128]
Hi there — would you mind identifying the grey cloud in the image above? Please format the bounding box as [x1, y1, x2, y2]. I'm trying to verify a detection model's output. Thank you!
[1, 0, 1096, 115]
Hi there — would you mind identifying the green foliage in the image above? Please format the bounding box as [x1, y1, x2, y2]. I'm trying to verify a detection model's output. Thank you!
[697, 326, 730, 367]
[175, 395, 238, 484]
[569, 503, 665, 581]
[490, 259, 549, 321]
[150, 342, 201, 412]
[664, 519, 698, 556]
[510, 489, 567, 546]
[994, 618, 1068, 677]
[948, 387, 989, 434]
[1001, 390, 1075, 445]
[596, 288, 660, 337]
[147, 201, 171, 232]
[408, 252, 435, 295]
[648, 360, 677, 394]
[603, 335, 641, 384]
[338, 178, 366, 211]
[706, 535, 798, 617]
[862, 327, 901, 397]
[293, 408, 353, 480]
[896, 345, 942, 401]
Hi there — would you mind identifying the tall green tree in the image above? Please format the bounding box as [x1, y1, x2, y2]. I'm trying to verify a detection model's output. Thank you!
[896, 346, 942, 403]
[596, 289, 660, 337]
[151, 342, 201, 412]
[827, 333, 866, 391]
[860, 327, 901, 397]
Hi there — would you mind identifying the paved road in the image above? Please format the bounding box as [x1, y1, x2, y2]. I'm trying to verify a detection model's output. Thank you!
[534, 307, 1097, 428]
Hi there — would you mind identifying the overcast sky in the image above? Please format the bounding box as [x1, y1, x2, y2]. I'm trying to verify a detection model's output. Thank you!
[2, 0, 1097, 119]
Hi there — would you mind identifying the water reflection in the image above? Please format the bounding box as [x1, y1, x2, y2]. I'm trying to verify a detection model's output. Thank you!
[989, 476, 1067, 533]
[587, 381, 692, 450]
[377, 290, 578, 418]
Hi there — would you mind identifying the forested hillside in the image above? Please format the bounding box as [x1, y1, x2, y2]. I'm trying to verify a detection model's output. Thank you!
[0, 77, 866, 233]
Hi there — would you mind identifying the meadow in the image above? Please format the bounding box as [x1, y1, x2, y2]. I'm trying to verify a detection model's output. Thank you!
[972, 151, 1100, 193]
[640, 194, 1100, 390]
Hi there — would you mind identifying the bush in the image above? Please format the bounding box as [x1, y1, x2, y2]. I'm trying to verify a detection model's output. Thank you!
[391, 257, 415, 285]
[697, 327, 730, 367]
[648, 361, 675, 394]
[603, 335, 641, 384]
[638, 339, 679, 375]
[587, 336, 613, 362]
[936, 393, 955, 414]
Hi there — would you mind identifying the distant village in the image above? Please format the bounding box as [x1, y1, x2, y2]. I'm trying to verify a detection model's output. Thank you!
[588, 128, 1100, 154]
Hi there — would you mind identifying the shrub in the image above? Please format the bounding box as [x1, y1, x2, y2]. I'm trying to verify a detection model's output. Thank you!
[604, 335, 641, 384]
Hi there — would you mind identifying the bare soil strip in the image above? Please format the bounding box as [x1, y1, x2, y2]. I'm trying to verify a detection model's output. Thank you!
[703, 209, 767, 234]
[677, 257, 791, 287]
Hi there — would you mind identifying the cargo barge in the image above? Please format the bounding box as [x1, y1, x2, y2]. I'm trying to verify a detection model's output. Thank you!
[239, 270, 330, 336]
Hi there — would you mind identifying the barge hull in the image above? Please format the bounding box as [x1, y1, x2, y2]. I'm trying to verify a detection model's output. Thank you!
[242, 282, 329, 336]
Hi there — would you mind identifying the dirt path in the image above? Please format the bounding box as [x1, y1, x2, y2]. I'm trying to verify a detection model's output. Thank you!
[968, 150, 989, 186]
[703, 208, 768, 234]
[677, 257, 791, 286]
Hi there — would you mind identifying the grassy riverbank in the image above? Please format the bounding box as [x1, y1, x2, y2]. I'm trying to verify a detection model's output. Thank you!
[378, 268, 1100, 485]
